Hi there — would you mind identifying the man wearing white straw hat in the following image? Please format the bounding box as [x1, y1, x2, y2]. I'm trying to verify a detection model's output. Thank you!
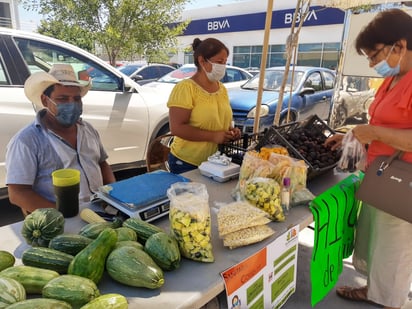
[5, 63, 116, 215]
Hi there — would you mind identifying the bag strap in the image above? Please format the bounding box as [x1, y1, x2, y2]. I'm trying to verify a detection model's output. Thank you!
[376, 150, 403, 176]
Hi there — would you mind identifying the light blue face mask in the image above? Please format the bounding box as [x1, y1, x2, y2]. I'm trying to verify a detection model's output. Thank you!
[373, 45, 402, 77]
[49, 98, 82, 127]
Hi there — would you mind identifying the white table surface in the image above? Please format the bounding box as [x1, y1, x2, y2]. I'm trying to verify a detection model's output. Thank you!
[0, 169, 349, 308]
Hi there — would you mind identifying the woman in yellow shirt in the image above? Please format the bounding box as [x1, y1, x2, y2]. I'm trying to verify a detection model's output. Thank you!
[167, 38, 241, 174]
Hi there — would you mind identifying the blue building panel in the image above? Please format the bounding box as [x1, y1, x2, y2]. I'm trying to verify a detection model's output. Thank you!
[182, 6, 344, 35]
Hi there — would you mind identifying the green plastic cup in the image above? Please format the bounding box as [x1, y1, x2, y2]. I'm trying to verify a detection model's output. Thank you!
[52, 169, 80, 218]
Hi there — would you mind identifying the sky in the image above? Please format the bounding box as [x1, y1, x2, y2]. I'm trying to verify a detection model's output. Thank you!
[18, 0, 244, 32]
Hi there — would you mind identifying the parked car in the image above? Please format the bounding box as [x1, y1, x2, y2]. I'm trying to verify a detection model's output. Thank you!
[143, 63, 253, 93]
[118, 63, 175, 85]
[228, 66, 336, 134]
[0, 27, 171, 198]
[330, 76, 376, 128]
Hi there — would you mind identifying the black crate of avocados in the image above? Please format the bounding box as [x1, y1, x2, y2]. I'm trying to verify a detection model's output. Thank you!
[219, 115, 341, 179]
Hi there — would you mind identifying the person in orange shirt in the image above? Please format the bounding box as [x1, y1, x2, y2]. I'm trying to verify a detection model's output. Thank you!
[325, 9, 412, 309]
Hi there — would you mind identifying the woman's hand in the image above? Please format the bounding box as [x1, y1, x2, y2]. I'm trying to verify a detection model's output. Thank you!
[352, 124, 374, 144]
[229, 127, 241, 141]
[214, 128, 241, 144]
[324, 133, 344, 150]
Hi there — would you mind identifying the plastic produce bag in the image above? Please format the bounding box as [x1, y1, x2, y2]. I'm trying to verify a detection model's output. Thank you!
[336, 129, 367, 172]
[167, 182, 214, 262]
[223, 225, 275, 249]
[241, 177, 284, 221]
[216, 201, 270, 237]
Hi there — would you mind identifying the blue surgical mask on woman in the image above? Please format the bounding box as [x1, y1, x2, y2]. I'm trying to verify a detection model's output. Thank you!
[374, 45, 402, 77]
[48, 98, 82, 127]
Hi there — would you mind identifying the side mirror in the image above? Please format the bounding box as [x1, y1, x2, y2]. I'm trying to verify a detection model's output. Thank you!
[132, 74, 143, 82]
[300, 87, 315, 96]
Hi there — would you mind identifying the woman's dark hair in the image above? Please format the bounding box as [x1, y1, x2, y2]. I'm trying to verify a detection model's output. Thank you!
[355, 8, 412, 54]
[192, 38, 229, 68]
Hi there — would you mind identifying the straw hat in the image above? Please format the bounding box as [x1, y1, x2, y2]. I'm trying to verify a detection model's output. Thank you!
[24, 63, 91, 108]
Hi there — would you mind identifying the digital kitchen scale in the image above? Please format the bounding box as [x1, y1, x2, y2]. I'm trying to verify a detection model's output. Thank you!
[91, 170, 190, 222]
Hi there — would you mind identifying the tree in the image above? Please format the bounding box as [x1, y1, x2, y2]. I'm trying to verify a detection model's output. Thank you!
[37, 20, 95, 53]
[21, 0, 190, 66]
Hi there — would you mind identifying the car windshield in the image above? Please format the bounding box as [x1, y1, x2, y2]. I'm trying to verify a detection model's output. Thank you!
[119, 64, 143, 76]
[242, 69, 304, 92]
[158, 66, 197, 83]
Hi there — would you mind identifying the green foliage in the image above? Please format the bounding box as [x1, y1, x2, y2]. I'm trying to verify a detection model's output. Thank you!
[37, 20, 95, 52]
[22, 0, 190, 65]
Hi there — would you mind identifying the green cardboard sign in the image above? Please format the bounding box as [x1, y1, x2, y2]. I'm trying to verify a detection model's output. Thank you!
[309, 174, 362, 306]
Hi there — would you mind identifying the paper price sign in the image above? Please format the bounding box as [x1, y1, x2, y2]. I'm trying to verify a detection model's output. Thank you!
[221, 225, 299, 309]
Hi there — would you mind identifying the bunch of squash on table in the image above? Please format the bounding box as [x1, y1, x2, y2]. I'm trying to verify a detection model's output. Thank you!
[0, 207, 181, 308]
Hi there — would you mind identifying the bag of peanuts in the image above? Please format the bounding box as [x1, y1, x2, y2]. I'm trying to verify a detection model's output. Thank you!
[167, 182, 214, 262]
[217, 201, 275, 249]
[217, 201, 270, 236]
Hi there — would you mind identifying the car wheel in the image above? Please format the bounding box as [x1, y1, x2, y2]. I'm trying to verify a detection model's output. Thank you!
[331, 105, 347, 128]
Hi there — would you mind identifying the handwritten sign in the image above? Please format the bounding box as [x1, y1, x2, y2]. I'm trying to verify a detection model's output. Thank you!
[221, 225, 299, 308]
[309, 174, 362, 306]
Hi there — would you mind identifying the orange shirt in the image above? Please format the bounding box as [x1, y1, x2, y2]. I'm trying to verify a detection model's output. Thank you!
[368, 69, 412, 164]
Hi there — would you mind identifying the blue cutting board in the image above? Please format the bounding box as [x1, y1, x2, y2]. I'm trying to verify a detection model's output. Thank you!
[102, 170, 190, 208]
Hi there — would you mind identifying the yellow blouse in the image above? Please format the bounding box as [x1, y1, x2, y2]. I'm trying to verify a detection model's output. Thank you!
[167, 79, 233, 166]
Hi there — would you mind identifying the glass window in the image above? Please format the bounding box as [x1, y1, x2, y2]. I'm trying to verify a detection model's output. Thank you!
[0, 54, 9, 85]
[233, 46, 251, 53]
[322, 52, 340, 70]
[270, 45, 286, 52]
[14, 38, 122, 91]
[304, 72, 322, 91]
[184, 52, 193, 64]
[323, 71, 335, 89]
[139, 67, 158, 79]
[297, 52, 321, 67]
[159, 66, 173, 76]
[250, 54, 262, 68]
[268, 54, 286, 67]
[324, 42, 340, 51]
[233, 54, 250, 68]
[298, 43, 323, 52]
[251, 46, 262, 53]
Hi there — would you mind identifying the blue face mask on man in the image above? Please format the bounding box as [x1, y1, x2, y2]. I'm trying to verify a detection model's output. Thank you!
[48, 98, 82, 127]
[374, 44, 402, 77]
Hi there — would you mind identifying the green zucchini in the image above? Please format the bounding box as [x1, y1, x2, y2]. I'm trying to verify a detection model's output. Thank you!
[106, 246, 164, 289]
[68, 228, 117, 284]
[0, 265, 59, 294]
[22, 247, 74, 274]
[0, 250, 15, 272]
[21, 208, 65, 247]
[49, 233, 93, 255]
[0, 277, 26, 308]
[115, 227, 137, 241]
[122, 218, 164, 244]
[79, 221, 121, 239]
[6, 298, 72, 309]
[144, 232, 181, 271]
[79, 293, 128, 309]
[114, 240, 144, 251]
[43, 274, 100, 308]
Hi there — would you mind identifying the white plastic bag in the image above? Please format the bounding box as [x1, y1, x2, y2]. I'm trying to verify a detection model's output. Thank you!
[336, 129, 367, 172]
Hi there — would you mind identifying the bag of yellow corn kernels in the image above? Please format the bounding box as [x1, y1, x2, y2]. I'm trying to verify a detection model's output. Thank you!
[240, 177, 284, 221]
[167, 182, 214, 263]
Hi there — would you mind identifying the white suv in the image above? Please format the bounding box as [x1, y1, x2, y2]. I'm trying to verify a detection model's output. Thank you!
[0, 27, 171, 198]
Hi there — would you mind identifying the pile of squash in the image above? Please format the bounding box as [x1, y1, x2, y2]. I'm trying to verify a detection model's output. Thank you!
[0, 208, 181, 308]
